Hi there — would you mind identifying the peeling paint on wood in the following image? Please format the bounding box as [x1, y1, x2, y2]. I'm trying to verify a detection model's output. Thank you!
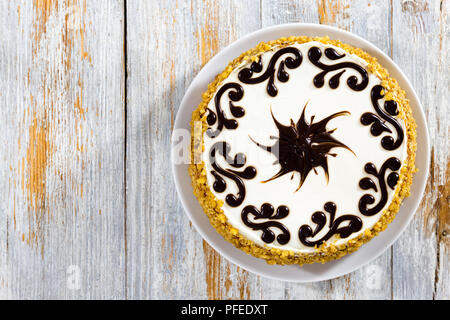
[0, 0, 126, 299]
[317, 0, 343, 24]
[392, 0, 448, 300]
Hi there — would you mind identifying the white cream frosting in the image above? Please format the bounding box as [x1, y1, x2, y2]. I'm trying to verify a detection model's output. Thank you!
[202, 41, 407, 253]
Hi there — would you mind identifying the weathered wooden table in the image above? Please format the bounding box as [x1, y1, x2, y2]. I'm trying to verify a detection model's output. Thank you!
[0, 0, 448, 300]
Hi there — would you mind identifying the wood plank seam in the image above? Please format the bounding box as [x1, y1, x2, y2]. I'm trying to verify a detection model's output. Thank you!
[124, 0, 129, 300]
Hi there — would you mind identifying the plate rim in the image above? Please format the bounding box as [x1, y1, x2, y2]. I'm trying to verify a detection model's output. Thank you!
[171, 23, 430, 283]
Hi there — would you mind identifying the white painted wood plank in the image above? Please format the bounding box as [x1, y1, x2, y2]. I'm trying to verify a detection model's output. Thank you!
[0, 0, 126, 299]
[261, 0, 331, 300]
[427, 0, 449, 300]
[261, 0, 395, 300]
[125, 0, 271, 300]
[391, 0, 448, 300]
[319, 0, 395, 300]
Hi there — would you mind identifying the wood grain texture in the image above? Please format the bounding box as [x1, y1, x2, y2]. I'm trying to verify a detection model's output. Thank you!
[391, 0, 449, 300]
[0, 0, 448, 299]
[0, 0, 126, 299]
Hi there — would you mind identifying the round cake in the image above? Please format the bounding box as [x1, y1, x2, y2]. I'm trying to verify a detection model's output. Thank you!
[189, 36, 416, 265]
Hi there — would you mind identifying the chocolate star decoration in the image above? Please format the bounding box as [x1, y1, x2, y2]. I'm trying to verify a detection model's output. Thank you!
[251, 102, 354, 191]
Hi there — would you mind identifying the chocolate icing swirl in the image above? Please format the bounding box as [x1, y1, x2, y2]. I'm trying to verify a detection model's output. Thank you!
[241, 203, 290, 245]
[209, 141, 257, 207]
[238, 47, 302, 97]
[308, 46, 369, 91]
[206, 83, 245, 138]
[298, 202, 363, 247]
[361, 85, 404, 150]
[250, 102, 354, 191]
[358, 157, 401, 216]
[324, 47, 346, 60]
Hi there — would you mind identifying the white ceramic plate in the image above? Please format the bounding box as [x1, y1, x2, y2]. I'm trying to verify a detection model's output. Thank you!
[171, 23, 430, 282]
